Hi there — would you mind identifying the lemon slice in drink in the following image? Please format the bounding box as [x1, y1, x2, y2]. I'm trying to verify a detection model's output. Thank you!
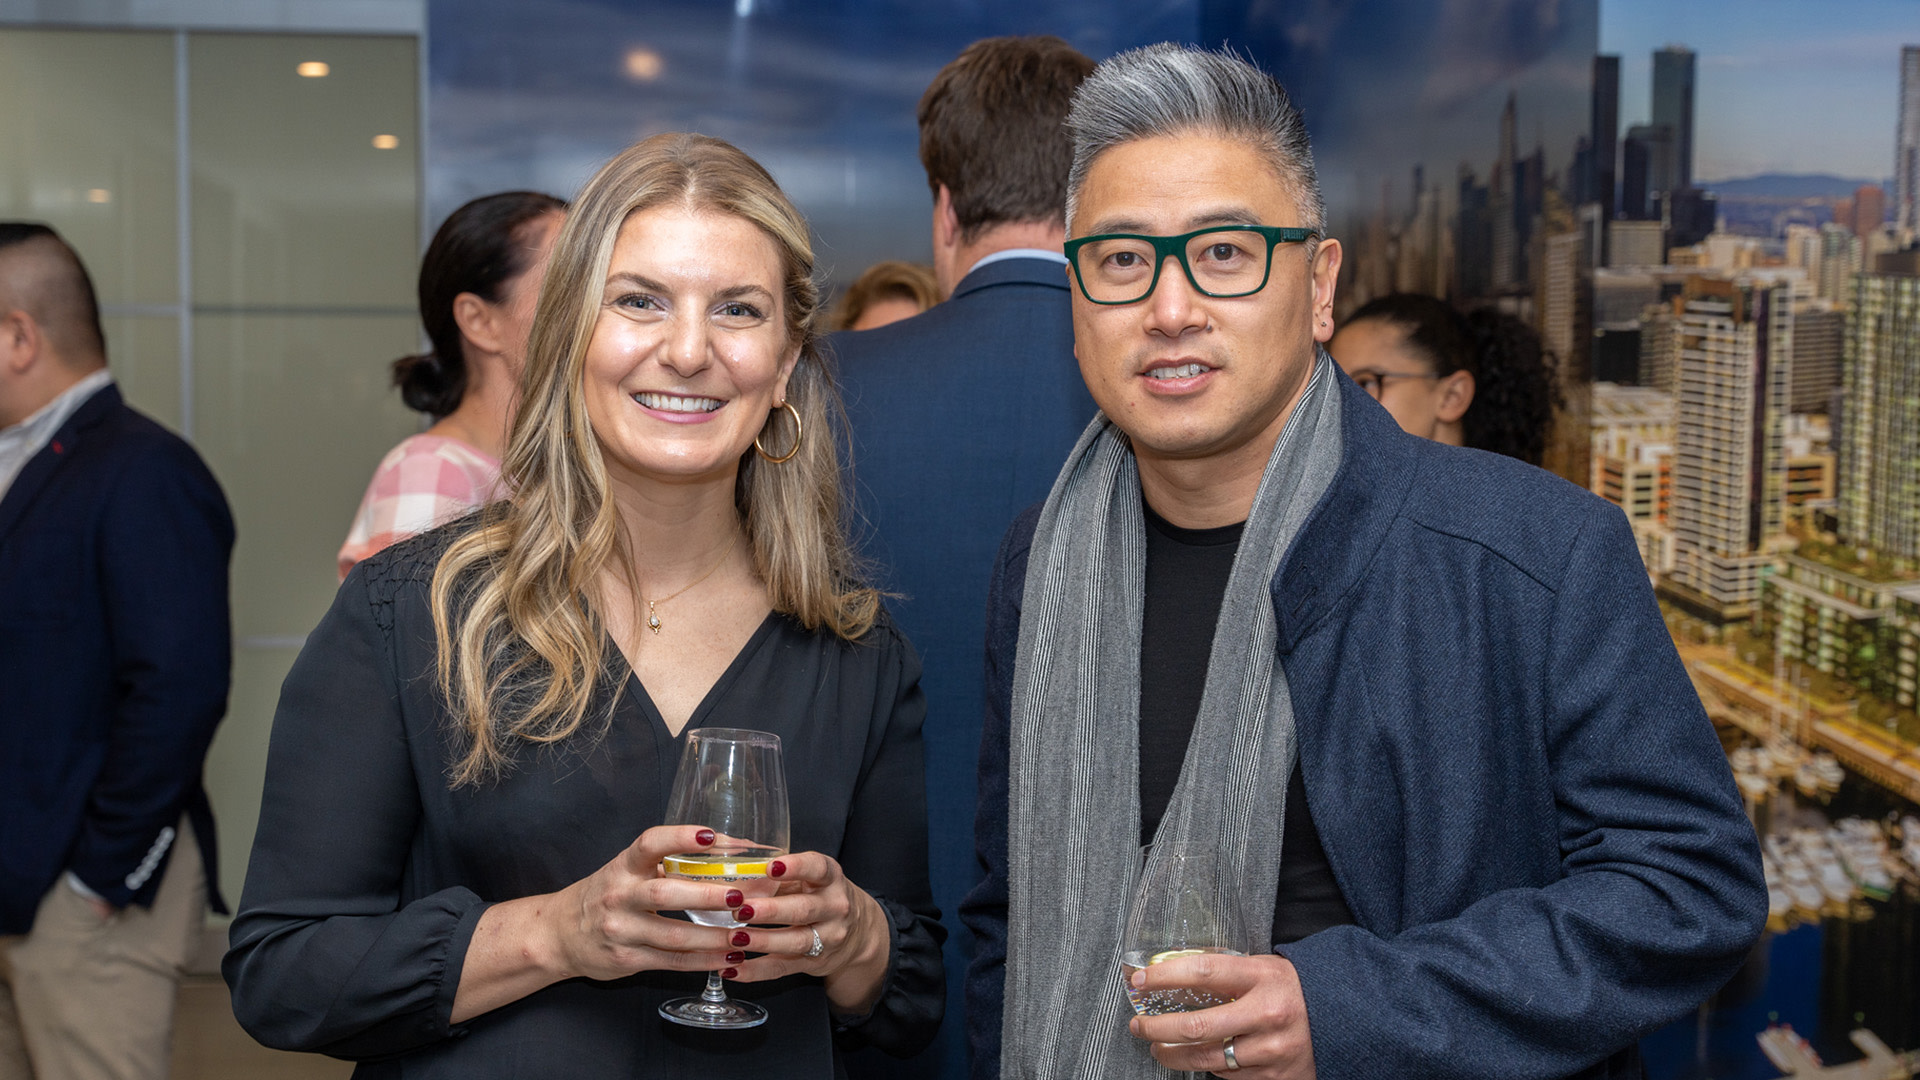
[661, 855, 772, 877]
[1149, 948, 1211, 965]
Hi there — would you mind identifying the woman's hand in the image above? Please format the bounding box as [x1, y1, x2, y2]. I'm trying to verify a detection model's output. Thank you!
[451, 824, 745, 1023]
[721, 851, 893, 1016]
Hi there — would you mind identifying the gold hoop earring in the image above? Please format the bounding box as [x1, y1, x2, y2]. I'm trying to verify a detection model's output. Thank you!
[754, 400, 802, 464]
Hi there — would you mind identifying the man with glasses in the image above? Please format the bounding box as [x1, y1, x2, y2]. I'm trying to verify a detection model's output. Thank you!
[962, 44, 1764, 1080]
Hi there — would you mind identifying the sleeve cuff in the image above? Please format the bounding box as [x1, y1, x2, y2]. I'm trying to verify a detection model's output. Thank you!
[65, 871, 108, 905]
[432, 896, 493, 1040]
[830, 893, 908, 1031]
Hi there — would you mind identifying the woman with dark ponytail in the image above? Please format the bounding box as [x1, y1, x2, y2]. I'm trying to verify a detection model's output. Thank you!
[337, 191, 567, 577]
[1328, 292, 1562, 466]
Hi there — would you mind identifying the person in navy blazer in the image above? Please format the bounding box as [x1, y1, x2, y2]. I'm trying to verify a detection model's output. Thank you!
[829, 36, 1099, 1080]
[0, 223, 234, 1078]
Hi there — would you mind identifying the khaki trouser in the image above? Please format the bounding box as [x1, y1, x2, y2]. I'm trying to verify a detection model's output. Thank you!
[0, 818, 207, 1080]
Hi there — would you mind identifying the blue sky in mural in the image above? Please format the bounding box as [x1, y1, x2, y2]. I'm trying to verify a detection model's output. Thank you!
[1208, 0, 1594, 230]
[1601, 0, 1915, 183]
[429, 0, 1200, 284]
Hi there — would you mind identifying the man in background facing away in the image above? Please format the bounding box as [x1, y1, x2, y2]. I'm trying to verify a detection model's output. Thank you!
[0, 223, 234, 1080]
[829, 34, 1099, 1080]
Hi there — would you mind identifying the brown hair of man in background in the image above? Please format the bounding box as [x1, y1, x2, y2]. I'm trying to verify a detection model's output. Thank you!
[915, 35, 1095, 294]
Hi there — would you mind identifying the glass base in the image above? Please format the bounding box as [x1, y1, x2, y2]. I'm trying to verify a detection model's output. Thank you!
[658, 994, 768, 1030]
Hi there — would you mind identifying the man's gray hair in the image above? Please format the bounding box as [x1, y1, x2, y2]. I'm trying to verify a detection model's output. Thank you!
[1064, 43, 1326, 247]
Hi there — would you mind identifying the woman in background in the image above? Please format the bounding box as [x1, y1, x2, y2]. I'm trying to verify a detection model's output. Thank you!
[1330, 292, 1561, 466]
[337, 190, 567, 578]
[828, 259, 939, 331]
[229, 133, 941, 1078]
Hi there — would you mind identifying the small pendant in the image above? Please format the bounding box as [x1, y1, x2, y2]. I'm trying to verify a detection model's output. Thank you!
[647, 605, 662, 634]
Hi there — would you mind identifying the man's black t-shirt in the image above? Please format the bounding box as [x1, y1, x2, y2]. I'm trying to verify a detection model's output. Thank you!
[1138, 504, 1356, 947]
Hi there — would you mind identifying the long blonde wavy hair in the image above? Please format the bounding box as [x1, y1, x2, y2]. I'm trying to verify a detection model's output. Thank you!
[430, 132, 879, 787]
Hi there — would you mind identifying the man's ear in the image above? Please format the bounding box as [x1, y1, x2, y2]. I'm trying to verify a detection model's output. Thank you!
[1310, 239, 1343, 344]
[0, 310, 43, 374]
[1435, 369, 1475, 424]
[933, 185, 960, 251]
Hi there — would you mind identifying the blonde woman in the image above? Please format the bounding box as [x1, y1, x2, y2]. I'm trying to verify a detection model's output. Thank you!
[226, 134, 943, 1077]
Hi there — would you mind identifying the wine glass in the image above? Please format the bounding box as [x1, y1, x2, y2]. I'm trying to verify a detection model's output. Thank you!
[1120, 841, 1250, 1017]
[656, 727, 790, 1030]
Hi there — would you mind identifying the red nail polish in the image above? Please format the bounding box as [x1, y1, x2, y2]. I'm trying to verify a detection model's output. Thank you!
[769, 860, 786, 878]
[734, 904, 754, 921]
[732, 931, 750, 947]
[722, 967, 738, 979]
[724, 889, 744, 907]
[726, 951, 745, 964]
[694, 829, 715, 846]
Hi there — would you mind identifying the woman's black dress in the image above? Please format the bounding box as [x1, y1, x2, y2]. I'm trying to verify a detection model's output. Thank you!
[223, 527, 944, 1079]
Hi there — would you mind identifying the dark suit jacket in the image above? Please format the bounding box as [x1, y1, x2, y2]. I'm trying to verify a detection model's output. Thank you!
[0, 382, 234, 935]
[829, 255, 1097, 1079]
[965, 371, 1767, 1079]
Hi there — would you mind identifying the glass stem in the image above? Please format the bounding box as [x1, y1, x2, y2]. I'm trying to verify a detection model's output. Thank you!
[702, 971, 728, 1003]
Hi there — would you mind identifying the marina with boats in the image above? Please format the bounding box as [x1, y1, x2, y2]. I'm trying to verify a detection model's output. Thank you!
[1640, 641, 1920, 1078]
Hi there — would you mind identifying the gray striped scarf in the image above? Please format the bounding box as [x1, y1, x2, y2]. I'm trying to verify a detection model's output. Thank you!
[1001, 350, 1343, 1079]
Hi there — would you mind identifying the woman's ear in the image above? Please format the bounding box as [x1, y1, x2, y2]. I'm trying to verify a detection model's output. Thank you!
[773, 344, 802, 405]
[1435, 369, 1475, 424]
[453, 291, 506, 357]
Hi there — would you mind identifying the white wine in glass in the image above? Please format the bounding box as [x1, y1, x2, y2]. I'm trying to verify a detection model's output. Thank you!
[657, 728, 790, 1030]
[1119, 841, 1250, 1017]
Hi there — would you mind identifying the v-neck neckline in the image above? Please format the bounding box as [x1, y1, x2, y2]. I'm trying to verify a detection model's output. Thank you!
[621, 610, 784, 740]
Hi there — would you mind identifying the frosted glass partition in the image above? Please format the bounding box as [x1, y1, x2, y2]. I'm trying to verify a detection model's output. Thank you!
[187, 34, 421, 908]
[190, 33, 418, 308]
[193, 313, 421, 640]
[0, 24, 421, 908]
[0, 28, 179, 307]
[99, 315, 185, 432]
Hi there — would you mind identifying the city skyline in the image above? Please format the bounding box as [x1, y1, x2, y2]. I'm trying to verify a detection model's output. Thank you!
[1601, 0, 1912, 184]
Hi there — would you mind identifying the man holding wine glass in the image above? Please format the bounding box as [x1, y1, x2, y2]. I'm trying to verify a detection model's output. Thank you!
[963, 44, 1767, 1080]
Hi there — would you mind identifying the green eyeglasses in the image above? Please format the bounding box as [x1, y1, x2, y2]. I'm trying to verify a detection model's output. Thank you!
[1063, 225, 1319, 305]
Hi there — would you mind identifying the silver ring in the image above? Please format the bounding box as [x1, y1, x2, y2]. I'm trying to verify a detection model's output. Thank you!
[805, 926, 824, 958]
[1222, 1035, 1241, 1071]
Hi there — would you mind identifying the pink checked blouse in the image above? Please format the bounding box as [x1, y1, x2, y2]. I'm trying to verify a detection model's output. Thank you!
[337, 434, 502, 580]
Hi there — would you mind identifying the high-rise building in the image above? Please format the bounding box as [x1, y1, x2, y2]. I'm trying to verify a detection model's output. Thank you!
[1853, 184, 1887, 240]
[1897, 45, 1920, 236]
[1592, 383, 1675, 522]
[1455, 164, 1492, 300]
[1609, 219, 1666, 267]
[1541, 228, 1591, 384]
[1819, 223, 1863, 301]
[1491, 92, 1520, 291]
[1652, 45, 1696, 194]
[1668, 188, 1717, 249]
[1790, 303, 1844, 415]
[1785, 224, 1823, 280]
[1591, 383, 1676, 573]
[1838, 269, 1920, 558]
[1666, 274, 1793, 613]
[1638, 300, 1678, 395]
[1622, 124, 1671, 220]
[1592, 54, 1620, 222]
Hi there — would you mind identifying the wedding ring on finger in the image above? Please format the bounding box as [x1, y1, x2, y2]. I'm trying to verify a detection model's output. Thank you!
[1222, 1035, 1242, 1071]
[805, 926, 824, 958]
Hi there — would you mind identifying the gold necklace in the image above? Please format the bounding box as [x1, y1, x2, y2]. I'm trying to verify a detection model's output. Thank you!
[643, 533, 739, 635]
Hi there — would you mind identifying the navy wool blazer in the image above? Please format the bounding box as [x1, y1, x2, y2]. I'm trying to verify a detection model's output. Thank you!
[965, 369, 1767, 1079]
[0, 383, 234, 934]
[830, 255, 1098, 1080]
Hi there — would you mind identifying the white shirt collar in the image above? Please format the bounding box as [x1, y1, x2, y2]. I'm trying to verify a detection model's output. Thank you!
[0, 369, 114, 501]
[964, 248, 1070, 277]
